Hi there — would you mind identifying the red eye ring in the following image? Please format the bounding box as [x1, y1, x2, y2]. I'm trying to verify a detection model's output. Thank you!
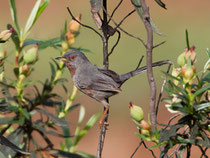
[70, 55, 76, 60]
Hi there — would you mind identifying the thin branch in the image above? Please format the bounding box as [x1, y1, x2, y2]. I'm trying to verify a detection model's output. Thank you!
[155, 62, 172, 117]
[142, 141, 157, 158]
[97, 1, 109, 158]
[153, 41, 166, 49]
[108, 30, 121, 57]
[168, 126, 189, 157]
[66, 7, 103, 39]
[102, 6, 146, 47]
[135, 56, 144, 70]
[200, 147, 208, 158]
[139, 0, 156, 132]
[108, 0, 123, 24]
[163, 114, 180, 130]
[130, 139, 143, 158]
[115, 9, 136, 30]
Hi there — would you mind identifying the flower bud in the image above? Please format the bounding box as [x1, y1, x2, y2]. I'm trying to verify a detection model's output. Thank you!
[181, 60, 195, 84]
[61, 41, 69, 52]
[139, 120, 151, 130]
[65, 32, 75, 46]
[19, 64, 30, 76]
[0, 28, 14, 41]
[68, 14, 82, 34]
[185, 46, 197, 64]
[23, 43, 38, 64]
[141, 129, 150, 136]
[177, 52, 186, 67]
[129, 102, 144, 122]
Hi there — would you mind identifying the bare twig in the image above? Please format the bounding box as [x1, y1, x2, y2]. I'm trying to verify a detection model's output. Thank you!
[115, 9, 136, 31]
[108, 30, 121, 56]
[102, 6, 146, 47]
[153, 41, 166, 49]
[163, 114, 180, 130]
[107, 0, 123, 24]
[135, 56, 144, 70]
[142, 141, 157, 158]
[130, 139, 143, 158]
[66, 7, 103, 39]
[168, 126, 189, 157]
[155, 62, 172, 117]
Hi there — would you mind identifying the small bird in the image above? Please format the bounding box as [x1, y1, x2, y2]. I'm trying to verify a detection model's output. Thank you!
[56, 50, 168, 124]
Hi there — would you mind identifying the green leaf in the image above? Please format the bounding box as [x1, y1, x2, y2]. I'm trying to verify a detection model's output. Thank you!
[0, 117, 14, 125]
[24, 0, 50, 34]
[149, 141, 168, 149]
[74, 113, 100, 146]
[193, 84, 210, 99]
[34, 0, 50, 23]
[76, 151, 96, 158]
[154, 0, 166, 9]
[131, 0, 163, 36]
[0, 129, 30, 156]
[78, 106, 85, 125]
[23, 38, 61, 50]
[35, 108, 68, 127]
[9, 0, 20, 34]
[195, 102, 210, 111]
[49, 149, 85, 158]
[7, 24, 20, 50]
[202, 72, 210, 83]
[135, 133, 151, 141]
[185, 29, 190, 50]
[24, 0, 41, 34]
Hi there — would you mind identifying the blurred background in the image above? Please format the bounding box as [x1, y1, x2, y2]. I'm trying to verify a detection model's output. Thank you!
[0, 0, 210, 157]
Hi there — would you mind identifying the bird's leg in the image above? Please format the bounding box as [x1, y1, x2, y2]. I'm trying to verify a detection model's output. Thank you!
[99, 100, 109, 125]
[99, 107, 109, 125]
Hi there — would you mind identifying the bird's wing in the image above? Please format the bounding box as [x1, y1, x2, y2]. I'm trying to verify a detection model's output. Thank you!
[76, 70, 121, 93]
[97, 68, 121, 84]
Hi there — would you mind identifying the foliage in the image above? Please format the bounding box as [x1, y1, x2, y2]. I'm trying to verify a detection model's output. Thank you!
[0, 0, 98, 157]
[132, 31, 210, 157]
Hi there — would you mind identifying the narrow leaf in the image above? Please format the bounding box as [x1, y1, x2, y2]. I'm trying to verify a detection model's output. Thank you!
[195, 102, 210, 111]
[9, 0, 20, 33]
[24, 0, 42, 34]
[35, 108, 68, 127]
[154, 0, 166, 9]
[193, 84, 210, 99]
[74, 113, 100, 146]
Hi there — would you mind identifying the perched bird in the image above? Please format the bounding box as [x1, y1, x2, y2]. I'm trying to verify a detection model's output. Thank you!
[56, 50, 168, 124]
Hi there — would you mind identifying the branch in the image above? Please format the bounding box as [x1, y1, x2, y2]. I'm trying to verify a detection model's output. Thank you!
[66, 7, 103, 39]
[130, 139, 143, 158]
[142, 141, 157, 158]
[139, 0, 156, 132]
[107, 0, 123, 24]
[108, 30, 121, 57]
[97, 1, 109, 158]
[155, 62, 172, 117]
[153, 41, 166, 49]
[102, 6, 146, 47]
[135, 56, 144, 70]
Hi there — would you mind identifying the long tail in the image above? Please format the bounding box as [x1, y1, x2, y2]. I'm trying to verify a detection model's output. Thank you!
[119, 60, 172, 86]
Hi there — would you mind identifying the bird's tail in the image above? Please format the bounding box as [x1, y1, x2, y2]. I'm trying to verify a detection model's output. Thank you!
[119, 60, 172, 86]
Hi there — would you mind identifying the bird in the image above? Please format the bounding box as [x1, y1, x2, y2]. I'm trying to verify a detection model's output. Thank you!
[56, 50, 169, 124]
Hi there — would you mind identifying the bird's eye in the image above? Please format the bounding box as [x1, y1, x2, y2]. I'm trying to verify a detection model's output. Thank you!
[70, 55, 76, 60]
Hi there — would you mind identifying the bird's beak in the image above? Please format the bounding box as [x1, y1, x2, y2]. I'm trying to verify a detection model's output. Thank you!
[56, 57, 67, 62]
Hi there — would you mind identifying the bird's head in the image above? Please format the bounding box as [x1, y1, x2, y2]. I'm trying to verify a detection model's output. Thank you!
[56, 50, 89, 70]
